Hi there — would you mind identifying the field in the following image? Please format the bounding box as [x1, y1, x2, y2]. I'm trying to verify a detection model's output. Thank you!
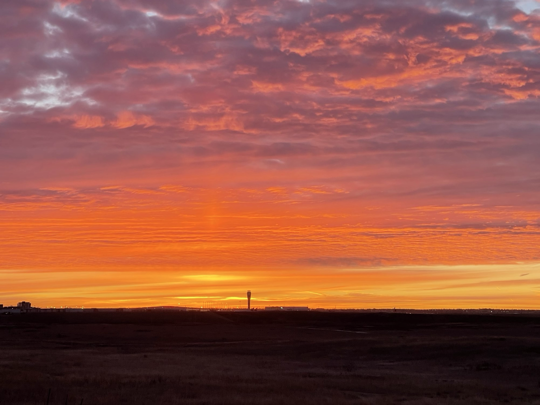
[1, 311, 540, 404]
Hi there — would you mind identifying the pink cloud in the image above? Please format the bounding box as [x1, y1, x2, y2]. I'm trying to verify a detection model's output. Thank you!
[112, 111, 155, 128]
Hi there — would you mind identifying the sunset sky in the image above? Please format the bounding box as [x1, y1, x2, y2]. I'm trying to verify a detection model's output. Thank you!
[2, 0, 540, 309]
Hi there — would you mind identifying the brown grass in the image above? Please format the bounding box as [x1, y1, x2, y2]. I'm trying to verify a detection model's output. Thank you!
[0, 312, 540, 404]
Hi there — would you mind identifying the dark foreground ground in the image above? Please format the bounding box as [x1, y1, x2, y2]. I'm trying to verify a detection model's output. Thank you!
[1, 311, 540, 404]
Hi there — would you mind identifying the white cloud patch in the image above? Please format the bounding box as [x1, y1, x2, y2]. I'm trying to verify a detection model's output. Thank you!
[43, 21, 63, 36]
[44, 49, 71, 59]
[52, 3, 88, 22]
[516, 0, 540, 13]
[18, 72, 95, 109]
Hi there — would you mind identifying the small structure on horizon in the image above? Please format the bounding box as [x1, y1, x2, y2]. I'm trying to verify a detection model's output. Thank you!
[17, 301, 31, 311]
[247, 290, 251, 310]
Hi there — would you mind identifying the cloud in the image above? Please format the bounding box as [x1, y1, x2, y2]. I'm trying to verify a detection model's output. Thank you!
[112, 111, 155, 128]
[1, 0, 540, 307]
[74, 114, 105, 128]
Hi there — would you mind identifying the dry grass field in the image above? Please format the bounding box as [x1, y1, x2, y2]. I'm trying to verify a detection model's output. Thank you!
[1, 311, 540, 404]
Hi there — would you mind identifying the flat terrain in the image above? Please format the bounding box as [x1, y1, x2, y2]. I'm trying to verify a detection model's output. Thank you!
[1, 311, 540, 404]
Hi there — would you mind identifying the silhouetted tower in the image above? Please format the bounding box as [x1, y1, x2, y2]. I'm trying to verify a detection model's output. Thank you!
[247, 290, 251, 310]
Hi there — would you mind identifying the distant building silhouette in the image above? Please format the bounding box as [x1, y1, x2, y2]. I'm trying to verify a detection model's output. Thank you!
[247, 290, 251, 310]
[17, 301, 31, 310]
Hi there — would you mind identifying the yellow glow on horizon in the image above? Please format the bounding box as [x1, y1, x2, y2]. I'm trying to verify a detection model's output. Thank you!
[182, 275, 248, 282]
[1, 262, 539, 309]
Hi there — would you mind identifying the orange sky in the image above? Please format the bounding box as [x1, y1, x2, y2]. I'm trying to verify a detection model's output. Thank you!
[1, 0, 540, 308]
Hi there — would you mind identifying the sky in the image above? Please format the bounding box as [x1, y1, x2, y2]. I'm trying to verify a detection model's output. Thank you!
[1, 0, 540, 309]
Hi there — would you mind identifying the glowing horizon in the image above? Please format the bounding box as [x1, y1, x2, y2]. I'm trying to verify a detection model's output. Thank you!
[1, 0, 540, 309]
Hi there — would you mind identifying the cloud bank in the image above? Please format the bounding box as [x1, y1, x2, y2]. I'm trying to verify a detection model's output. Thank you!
[1, 0, 540, 307]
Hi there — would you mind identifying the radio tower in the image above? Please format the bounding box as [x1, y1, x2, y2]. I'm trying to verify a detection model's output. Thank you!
[247, 290, 251, 310]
